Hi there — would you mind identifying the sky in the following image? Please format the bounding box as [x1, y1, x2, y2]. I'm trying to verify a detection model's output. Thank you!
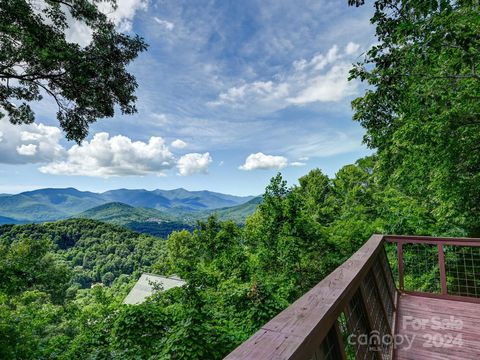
[0, 0, 376, 196]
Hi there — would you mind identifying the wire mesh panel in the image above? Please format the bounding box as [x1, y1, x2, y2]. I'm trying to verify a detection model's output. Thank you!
[402, 243, 440, 293]
[340, 290, 377, 360]
[362, 271, 392, 360]
[444, 245, 480, 297]
[313, 324, 346, 360]
[372, 260, 394, 329]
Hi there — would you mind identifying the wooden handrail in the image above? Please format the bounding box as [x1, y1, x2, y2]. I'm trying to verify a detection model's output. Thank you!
[225, 235, 386, 360]
[384, 234, 480, 246]
[386, 235, 480, 304]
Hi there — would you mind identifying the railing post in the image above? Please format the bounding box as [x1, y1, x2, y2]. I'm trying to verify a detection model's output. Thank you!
[438, 244, 447, 295]
[397, 241, 404, 292]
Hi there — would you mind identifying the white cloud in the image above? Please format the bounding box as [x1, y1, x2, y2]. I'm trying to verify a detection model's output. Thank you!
[153, 17, 174, 30]
[288, 63, 356, 104]
[239, 152, 288, 171]
[65, 20, 93, 47]
[40, 132, 175, 177]
[150, 113, 170, 126]
[0, 120, 218, 178]
[345, 42, 361, 55]
[171, 139, 187, 149]
[16, 144, 38, 156]
[0, 120, 65, 164]
[177, 152, 212, 176]
[208, 81, 289, 108]
[290, 161, 306, 167]
[66, 0, 148, 45]
[209, 43, 360, 111]
[99, 0, 149, 33]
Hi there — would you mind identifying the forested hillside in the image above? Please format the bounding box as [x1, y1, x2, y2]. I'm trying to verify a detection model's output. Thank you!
[76, 202, 196, 238]
[76, 200, 259, 237]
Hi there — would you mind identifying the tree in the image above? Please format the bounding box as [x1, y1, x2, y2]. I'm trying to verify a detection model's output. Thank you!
[0, 0, 147, 142]
[349, 0, 480, 235]
[0, 235, 71, 303]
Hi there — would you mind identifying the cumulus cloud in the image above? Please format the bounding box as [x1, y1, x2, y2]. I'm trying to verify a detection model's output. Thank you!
[153, 17, 175, 30]
[0, 120, 65, 164]
[209, 43, 360, 111]
[171, 139, 187, 149]
[40, 132, 176, 177]
[177, 152, 212, 176]
[239, 152, 288, 171]
[0, 120, 216, 178]
[16, 144, 38, 156]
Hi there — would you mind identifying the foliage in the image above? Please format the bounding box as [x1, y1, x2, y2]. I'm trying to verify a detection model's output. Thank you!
[349, 0, 480, 236]
[0, 219, 165, 289]
[0, 0, 147, 142]
[197, 196, 263, 224]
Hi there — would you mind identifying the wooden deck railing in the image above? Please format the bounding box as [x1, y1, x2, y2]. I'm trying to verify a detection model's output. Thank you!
[225, 234, 480, 360]
[385, 235, 480, 303]
[225, 235, 397, 360]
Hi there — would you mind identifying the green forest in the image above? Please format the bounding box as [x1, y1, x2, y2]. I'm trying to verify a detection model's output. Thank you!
[1, 0, 479, 359]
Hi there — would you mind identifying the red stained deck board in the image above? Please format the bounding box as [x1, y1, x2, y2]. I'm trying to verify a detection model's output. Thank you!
[395, 294, 480, 360]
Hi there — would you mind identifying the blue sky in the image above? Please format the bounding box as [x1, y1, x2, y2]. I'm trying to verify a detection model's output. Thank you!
[0, 0, 375, 196]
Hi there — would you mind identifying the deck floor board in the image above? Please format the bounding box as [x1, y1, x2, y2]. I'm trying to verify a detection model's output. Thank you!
[395, 294, 480, 360]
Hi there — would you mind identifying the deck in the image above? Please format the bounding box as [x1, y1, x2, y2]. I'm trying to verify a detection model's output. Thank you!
[395, 294, 480, 359]
[225, 235, 480, 360]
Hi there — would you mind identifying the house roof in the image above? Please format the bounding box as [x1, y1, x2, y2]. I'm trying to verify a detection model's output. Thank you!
[123, 273, 186, 305]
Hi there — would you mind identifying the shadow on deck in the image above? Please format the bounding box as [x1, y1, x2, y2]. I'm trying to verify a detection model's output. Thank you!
[225, 235, 480, 360]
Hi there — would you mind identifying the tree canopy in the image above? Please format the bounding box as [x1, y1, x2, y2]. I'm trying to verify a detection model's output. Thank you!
[0, 0, 147, 142]
[349, 0, 480, 236]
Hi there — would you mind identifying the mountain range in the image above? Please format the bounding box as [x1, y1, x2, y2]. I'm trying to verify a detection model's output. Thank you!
[0, 187, 259, 228]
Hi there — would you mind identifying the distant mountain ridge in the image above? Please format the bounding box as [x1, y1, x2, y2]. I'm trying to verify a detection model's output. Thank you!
[76, 197, 262, 238]
[0, 187, 255, 223]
